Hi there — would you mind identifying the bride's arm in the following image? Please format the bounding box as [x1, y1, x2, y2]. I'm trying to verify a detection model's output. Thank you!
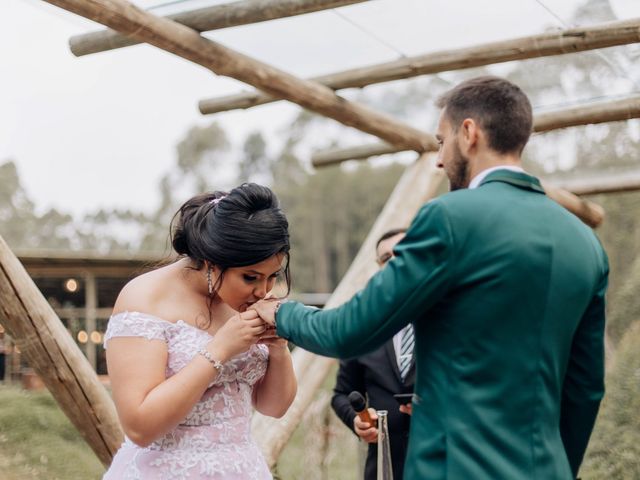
[107, 336, 221, 447]
[251, 339, 296, 418]
[108, 310, 265, 447]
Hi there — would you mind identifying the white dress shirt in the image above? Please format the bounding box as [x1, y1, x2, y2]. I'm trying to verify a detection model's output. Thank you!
[468, 165, 525, 190]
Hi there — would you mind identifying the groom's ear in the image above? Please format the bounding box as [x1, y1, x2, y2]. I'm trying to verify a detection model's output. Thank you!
[458, 118, 479, 154]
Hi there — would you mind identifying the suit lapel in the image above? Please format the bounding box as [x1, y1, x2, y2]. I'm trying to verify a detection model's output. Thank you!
[384, 338, 403, 385]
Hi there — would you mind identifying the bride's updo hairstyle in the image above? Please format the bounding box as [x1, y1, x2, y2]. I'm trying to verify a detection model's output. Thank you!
[170, 183, 291, 295]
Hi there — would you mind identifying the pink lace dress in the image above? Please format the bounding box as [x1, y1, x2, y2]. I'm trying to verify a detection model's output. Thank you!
[103, 311, 272, 480]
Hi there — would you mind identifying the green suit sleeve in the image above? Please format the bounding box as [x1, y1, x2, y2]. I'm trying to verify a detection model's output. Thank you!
[276, 200, 456, 358]
[560, 252, 608, 478]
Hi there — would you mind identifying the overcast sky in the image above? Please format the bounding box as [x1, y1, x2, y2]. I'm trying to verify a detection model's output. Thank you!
[2, 0, 639, 217]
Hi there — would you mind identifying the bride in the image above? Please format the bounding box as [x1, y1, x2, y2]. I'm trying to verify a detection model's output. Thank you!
[102, 183, 296, 479]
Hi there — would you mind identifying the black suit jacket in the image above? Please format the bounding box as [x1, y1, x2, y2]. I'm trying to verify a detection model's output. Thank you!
[331, 338, 415, 480]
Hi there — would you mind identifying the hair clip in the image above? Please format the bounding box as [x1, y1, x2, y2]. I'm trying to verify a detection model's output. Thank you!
[209, 195, 227, 206]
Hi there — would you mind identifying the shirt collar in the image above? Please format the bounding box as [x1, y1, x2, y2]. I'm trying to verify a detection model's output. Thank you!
[468, 165, 526, 190]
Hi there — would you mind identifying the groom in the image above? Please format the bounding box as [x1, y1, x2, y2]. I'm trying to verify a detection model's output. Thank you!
[253, 76, 608, 479]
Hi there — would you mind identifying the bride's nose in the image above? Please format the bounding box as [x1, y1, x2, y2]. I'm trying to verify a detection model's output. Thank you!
[253, 280, 268, 299]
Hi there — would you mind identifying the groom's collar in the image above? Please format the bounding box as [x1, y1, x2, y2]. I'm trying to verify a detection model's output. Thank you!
[476, 168, 545, 194]
[469, 166, 524, 189]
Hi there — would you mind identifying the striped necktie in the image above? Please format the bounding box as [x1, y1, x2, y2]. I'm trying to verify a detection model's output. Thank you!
[399, 324, 414, 381]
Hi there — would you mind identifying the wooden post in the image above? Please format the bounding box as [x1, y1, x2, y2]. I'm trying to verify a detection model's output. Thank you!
[47, 0, 435, 153]
[251, 153, 445, 467]
[70, 0, 370, 56]
[0, 235, 123, 466]
[311, 94, 640, 167]
[199, 18, 640, 114]
[84, 272, 97, 371]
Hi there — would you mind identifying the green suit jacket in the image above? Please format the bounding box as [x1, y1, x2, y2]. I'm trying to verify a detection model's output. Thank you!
[277, 170, 608, 479]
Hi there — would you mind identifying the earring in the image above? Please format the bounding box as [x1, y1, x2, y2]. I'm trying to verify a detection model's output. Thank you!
[207, 265, 213, 296]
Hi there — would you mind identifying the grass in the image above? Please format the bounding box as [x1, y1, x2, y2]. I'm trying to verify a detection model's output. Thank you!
[581, 322, 640, 479]
[0, 374, 359, 480]
[0, 385, 105, 479]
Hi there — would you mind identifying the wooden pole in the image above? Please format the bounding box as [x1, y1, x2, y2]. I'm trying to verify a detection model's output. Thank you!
[70, 0, 370, 56]
[47, 0, 434, 153]
[251, 153, 446, 467]
[199, 18, 640, 114]
[313, 142, 398, 167]
[0, 235, 123, 467]
[553, 168, 640, 196]
[540, 182, 604, 228]
[534, 95, 640, 132]
[311, 94, 640, 166]
[85, 272, 97, 370]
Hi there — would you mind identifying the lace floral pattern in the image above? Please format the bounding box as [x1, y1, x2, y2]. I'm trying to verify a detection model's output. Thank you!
[103, 311, 271, 480]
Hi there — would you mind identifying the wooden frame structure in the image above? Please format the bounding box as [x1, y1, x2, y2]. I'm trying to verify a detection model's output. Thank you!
[197, 17, 640, 115]
[312, 94, 640, 166]
[6, 0, 639, 469]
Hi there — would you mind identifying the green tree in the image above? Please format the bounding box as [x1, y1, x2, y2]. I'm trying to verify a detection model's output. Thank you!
[138, 121, 232, 254]
[0, 160, 74, 251]
[274, 159, 405, 293]
[238, 131, 270, 184]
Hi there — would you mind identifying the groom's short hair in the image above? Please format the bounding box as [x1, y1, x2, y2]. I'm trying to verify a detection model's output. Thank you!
[436, 76, 533, 155]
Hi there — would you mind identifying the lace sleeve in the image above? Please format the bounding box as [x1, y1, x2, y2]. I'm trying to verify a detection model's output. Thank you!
[103, 311, 169, 349]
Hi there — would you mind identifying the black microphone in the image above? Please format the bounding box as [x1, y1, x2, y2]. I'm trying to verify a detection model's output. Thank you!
[348, 391, 374, 426]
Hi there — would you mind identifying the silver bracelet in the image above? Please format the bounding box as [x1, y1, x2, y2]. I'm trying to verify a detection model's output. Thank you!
[198, 349, 223, 372]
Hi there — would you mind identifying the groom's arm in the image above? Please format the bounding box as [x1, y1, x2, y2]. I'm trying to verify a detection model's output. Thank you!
[560, 254, 608, 478]
[277, 200, 457, 358]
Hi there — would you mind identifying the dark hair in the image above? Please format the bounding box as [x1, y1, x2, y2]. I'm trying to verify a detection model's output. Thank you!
[375, 228, 407, 250]
[436, 76, 532, 155]
[171, 183, 291, 295]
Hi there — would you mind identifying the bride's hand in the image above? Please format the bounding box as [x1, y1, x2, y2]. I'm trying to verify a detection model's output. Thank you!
[206, 310, 266, 361]
[249, 298, 282, 327]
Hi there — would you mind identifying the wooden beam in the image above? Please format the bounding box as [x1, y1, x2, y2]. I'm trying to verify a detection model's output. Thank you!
[199, 18, 640, 114]
[553, 169, 640, 196]
[49, 0, 434, 153]
[0, 235, 123, 467]
[311, 94, 640, 166]
[539, 182, 604, 228]
[252, 153, 446, 467]
[313, 141, 398, 167]
[69, 0, 369, 56]
[534, 95, 640, 132]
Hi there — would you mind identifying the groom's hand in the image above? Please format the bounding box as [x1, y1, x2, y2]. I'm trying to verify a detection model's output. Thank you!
[249, 298, 281, 327]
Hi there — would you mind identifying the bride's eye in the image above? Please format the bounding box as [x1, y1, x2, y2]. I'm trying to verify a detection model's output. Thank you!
[243, 275, 257, 283]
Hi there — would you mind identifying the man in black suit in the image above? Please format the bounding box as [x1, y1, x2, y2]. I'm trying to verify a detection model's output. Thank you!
[331, 228, 414, 480]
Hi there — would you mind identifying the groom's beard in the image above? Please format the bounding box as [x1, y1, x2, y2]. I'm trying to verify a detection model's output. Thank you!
[448, 141, 470, 191]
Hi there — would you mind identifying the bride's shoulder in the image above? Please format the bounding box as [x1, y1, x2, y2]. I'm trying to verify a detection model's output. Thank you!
[113, 266, 172, 315]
